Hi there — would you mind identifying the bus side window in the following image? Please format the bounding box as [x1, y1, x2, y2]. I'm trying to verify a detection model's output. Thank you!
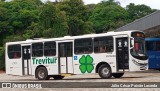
[74, 38, 93, 54]
[94, 36, 113, 53]
[44, 41, 56, 56]
[156, 41, 160, 51]
[14, 52, 18, 58]
[32, 43, 43, 57]
[8, 44, 21, 59]
[75, 49, 80, 54]
[146, 41, 156, 51]
[100, 46, 106, 53]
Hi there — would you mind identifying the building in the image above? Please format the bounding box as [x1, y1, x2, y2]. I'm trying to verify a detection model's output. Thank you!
[116, 10, 160, 37]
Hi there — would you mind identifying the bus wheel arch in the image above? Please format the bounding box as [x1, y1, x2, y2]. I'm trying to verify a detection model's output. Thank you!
[96, 62, 112, 79]
[96, 62, 111, 73]
[35, 65, 50, 80]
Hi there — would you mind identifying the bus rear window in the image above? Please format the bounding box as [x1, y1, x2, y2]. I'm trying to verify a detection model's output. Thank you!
[8, 44, 21, 59]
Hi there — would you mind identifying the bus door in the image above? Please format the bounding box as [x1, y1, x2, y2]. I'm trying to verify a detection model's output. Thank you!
[22, 45, 31, 75]
[116, 37, 129, 71]
[58, 42, 73, 74]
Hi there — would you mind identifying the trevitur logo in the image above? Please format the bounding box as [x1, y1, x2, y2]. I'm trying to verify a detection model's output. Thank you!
[32, 57, 57, 64]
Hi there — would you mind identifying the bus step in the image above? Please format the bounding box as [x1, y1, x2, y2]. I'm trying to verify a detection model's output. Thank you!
[61, 74, 72, 76]
[118, 69, 129, 71]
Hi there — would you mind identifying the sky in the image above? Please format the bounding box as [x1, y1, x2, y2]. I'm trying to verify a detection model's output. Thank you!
[42, 0, 160, 9]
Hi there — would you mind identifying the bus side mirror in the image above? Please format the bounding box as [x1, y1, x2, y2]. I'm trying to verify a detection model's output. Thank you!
[130, 38, 134, 49]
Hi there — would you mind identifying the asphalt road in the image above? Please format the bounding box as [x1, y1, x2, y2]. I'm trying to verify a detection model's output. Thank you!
[0, 70, 160, 91]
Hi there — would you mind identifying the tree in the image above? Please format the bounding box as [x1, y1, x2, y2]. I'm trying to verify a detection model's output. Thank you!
[0, 0, 5, 2]
[0, 47, 5, 70]
[58, 0, 94, 36]
[23, 22, 43, 39]
[2, 0, 39, 35]
[102, 0, 120, 5]
[89, 0, 128, 33]
[32, 0, 43, 6]
[39, 2, 68, 38]
[126, 3, 156, 22]
[86, 4, 96, 18]
[0, 6, 9, 46]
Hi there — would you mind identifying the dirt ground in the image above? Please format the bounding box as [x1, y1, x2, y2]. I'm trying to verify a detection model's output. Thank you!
[0, 70, 5, 73]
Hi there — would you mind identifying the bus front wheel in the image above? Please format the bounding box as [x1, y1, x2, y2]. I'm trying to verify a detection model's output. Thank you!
[98, 64, 112, 79]
[112, 73, 124, 78]
[35, 67, 50, 80]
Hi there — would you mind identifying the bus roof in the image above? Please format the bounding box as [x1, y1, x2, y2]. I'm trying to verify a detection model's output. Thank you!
[145, 38, 160, 41]
[6, 30, 141, 45]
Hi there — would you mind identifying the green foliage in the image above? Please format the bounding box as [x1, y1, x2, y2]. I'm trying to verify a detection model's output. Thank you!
[23, 29, 36, 39]
[4, 35, 25, 43]
[26, 22, 43, 38]
[0, 47, 5, 70]
[39, 2, 68, 37]
[58, 0, 94, 35]
[126, 3, 156, 22]
[0, 5, 9, 44]
[2, 0, 39, 35]
[89, 0, 128, 33]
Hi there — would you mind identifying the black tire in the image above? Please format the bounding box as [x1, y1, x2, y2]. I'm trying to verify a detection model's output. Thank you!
[98, 64, 112, 79]
[35, 67, 50, 80]
[53, 75, 64, 80]
[112, 73, 124, 78]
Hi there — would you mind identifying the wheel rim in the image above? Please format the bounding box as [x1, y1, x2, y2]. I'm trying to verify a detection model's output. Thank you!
[38, 70, 45, 79]
[102, 67, 109, 75]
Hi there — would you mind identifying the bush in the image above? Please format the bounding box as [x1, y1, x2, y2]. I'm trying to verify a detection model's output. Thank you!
[0, 47, 5, 71]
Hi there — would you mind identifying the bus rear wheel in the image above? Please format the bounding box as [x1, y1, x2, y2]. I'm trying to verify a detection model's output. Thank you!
[112, 73, 124, 78]
[36, 67, 50, 80]
[53, 75, 64, 80]
[98, 64, 112, 79]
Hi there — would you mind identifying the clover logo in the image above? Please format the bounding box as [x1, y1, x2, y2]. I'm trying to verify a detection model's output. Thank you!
[79, 55, 94, 73]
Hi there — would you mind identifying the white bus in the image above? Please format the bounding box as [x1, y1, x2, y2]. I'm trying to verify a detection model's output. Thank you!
[5, 30, 148, 80]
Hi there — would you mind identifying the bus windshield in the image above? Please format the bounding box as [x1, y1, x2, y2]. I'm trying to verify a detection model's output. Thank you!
[132, 38, 146, 56]
[131, 32, 148, 60]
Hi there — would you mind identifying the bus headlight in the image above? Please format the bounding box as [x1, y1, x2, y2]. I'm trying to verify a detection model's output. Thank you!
[132, 59, 148, 66]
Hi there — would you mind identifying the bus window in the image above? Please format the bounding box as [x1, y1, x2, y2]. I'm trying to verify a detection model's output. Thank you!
[66, 43, 72, 57]
[135, 43, 139, 50]
[156, 41, 160, 51]
[146, 41, 156, 51]
[74, 38, 93, 54]
[131, 32, 148, 59]
[44, 41, 56, 56]
[8, 44, 21, 59]
[94, 37, 113, 53]
[59, 44, 65, 57]
[32, 43, 43, 57]
[131, 37, 146, 56]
